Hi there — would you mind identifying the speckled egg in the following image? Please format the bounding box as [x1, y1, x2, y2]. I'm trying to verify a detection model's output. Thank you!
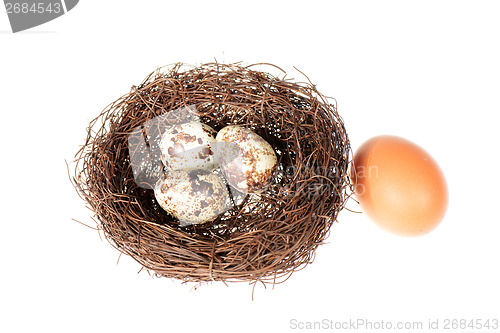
[154, 169, 230, 226]
[215, 126, 277, 194]
[159, 121, 217, 172]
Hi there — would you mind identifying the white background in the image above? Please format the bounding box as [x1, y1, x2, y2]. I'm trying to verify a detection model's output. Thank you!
[1, 1, 499, 332]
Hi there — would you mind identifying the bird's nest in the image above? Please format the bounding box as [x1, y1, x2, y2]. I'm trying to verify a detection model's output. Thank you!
[71, 62, 351, 285]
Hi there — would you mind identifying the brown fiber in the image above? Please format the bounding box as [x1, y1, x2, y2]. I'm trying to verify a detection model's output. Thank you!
[71, 62, 351, 285]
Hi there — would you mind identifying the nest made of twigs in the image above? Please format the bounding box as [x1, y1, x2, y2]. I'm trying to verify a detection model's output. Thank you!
[72, 62, 351, 285]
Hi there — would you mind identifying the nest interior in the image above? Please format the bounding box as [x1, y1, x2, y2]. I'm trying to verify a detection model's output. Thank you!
[72, 62, 351, 284]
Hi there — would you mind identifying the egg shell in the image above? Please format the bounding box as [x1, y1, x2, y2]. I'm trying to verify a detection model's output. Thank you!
[216, 126, 277, 194]
[154, 169, 229, 225]
[352, 135, 448, 236]
[159, 121, 217, 172]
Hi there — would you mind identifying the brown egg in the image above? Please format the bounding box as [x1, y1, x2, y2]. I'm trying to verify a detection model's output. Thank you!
[352, 136, 448, 236]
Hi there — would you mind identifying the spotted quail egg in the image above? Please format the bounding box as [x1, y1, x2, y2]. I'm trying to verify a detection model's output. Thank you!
[159, 121, 217, 172]
[154, 169, 229, 225]
[215, 125, 277, 194]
